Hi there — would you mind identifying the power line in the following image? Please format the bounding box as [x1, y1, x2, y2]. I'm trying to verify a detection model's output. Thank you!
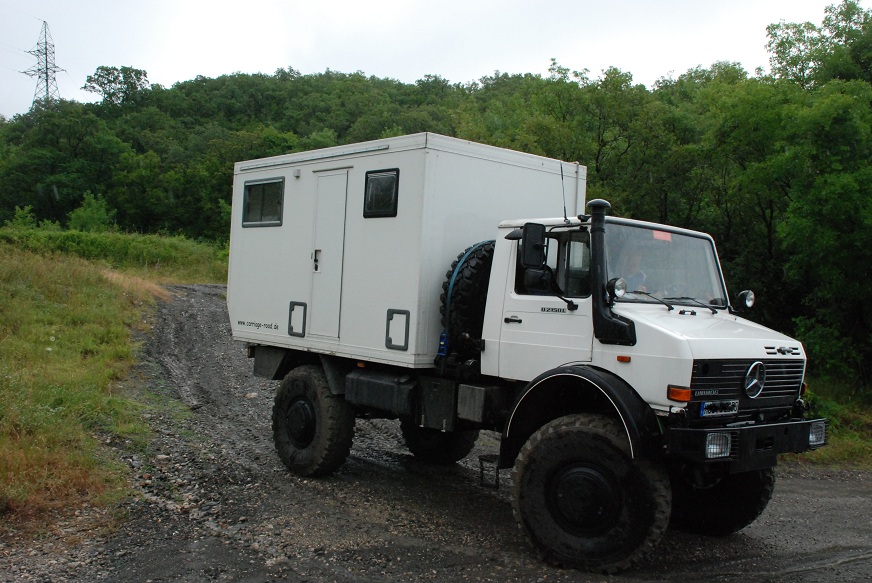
[21, 21, 64, 108]
[0, 0, 42, 23]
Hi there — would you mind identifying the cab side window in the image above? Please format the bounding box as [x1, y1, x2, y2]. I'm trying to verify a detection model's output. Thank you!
[558, 231, 592, 297]
[515, 231, 591, 297]
[515, 235, 558, 295]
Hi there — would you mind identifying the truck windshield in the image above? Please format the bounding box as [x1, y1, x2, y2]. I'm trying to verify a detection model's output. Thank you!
[605, 222, 727, 309]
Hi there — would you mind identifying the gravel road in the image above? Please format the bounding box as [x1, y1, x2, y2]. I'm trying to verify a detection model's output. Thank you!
[2, 284, 870, 582]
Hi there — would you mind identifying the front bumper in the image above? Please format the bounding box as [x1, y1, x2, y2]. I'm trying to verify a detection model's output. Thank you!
[665, 418, 827, 473]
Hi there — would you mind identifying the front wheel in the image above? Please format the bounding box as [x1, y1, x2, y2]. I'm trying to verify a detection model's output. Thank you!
[511, 414, 671, 573]
[272, 364, 355, 477]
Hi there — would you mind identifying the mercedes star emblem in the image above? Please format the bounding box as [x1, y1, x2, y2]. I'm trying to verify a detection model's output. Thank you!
[743, 361, 766, 399]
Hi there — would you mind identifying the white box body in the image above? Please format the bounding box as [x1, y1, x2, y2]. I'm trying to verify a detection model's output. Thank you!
[227, 133, 587, 368]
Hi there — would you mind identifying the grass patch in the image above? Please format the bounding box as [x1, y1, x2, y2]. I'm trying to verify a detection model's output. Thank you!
[101, 269, 173, 302]
[0, 243, 162, 514]
[0, 227, 227, 284]
[782, 377, 872, 469]
[0, 227, 227, 517]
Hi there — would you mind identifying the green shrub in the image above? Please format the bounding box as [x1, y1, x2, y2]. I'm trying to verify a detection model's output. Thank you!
[4, 206, 37, 229]
[68, 191, 116, 233]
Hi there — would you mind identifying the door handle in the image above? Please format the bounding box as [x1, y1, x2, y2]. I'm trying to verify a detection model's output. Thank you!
[313, 249, 321, 272]
[504, 316, 522, 324]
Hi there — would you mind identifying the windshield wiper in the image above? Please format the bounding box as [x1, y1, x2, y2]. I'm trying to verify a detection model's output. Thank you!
[627, 290, 674, 311]
[663, 296, 718, 315]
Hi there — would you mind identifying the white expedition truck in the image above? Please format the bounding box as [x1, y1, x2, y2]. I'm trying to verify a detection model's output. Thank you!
[227, 133, 827, 573]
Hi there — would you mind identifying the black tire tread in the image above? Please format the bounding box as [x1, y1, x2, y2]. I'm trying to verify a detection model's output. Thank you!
[511, 414, 671, 574]
[439, 242, 495, 359]
[271, 364, 355, 477]
[669, 467, 775, 536]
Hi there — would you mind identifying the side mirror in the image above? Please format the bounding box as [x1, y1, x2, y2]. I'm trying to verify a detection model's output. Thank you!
[737, 290, 755, 310]
[520, 223, 547, 268]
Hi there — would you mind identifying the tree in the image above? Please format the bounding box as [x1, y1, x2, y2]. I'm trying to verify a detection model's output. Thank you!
[779, 80, 872, 383]
[0, 100, 130, 224]
[455, 70, 549, 152]
[767, 1, 872, 86]
[82, 66, 150, 105]
[67, 190, 115, 232]
[767, 20, 825, 88]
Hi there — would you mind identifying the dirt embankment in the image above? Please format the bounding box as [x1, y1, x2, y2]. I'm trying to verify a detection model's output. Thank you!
[1, 284, 870, 582]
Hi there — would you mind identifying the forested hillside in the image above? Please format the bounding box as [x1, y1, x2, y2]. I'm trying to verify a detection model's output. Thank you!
[1, 1, 871, 391]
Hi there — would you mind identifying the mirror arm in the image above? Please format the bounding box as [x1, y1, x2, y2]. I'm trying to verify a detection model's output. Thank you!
[556, 294, 578, 311]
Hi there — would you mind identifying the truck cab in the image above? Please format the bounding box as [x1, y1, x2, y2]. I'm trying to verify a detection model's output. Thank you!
[483, 200, 825, 474]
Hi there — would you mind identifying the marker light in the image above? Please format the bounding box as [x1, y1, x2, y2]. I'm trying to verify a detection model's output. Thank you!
[667, 385, 692, 402]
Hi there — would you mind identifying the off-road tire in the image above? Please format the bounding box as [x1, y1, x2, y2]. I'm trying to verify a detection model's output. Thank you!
[511, 414, 671, 573]
[272, 364, 355, 477]
[440, 241, 495, 360]
[669, 467, 775, 536]
[400, 418, 479, 464]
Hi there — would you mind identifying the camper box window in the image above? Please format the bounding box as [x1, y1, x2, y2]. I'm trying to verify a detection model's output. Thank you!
[243, 178, 284, 227]
[363, 169, 399, 218]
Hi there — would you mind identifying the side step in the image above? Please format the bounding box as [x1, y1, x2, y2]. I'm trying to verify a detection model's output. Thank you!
[478, 454, 500, 489]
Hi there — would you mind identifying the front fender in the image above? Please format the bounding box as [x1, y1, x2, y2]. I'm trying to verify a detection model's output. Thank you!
[499, 366, 661, 468]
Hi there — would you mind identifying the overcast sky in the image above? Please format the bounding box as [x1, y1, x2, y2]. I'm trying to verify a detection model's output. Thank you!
[0, 0, 859, 119]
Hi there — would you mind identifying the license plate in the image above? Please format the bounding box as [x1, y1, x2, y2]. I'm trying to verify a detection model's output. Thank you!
[700, 399, 739, 417]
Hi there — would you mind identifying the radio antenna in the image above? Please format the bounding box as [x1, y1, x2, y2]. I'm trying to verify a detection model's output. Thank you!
[560, 163, 569, 223]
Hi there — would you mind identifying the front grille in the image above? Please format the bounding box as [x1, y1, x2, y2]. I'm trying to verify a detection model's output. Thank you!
[690, 359, 805, 422]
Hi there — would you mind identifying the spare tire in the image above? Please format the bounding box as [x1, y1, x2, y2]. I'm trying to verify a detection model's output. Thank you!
[440, 241, 495, 360]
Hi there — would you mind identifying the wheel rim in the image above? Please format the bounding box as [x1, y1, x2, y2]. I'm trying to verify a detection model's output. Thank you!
[285, 397, 316, 448]
[548, 465, 621, 535]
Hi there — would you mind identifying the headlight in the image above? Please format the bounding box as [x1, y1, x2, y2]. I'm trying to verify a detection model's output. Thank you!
[738, 290, 755, 308]
[607, 277, 627, 299]
[809, 421, 827, 448]
[705, 432, 732, 459]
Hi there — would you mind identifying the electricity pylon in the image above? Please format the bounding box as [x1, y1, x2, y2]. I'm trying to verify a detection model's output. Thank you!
[22, 21, 64, 108]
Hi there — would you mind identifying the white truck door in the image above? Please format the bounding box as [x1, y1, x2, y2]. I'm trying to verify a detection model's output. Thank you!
[309, 170, 349, 338]
[498, 295, 594, 381]
[498, 233, 594, 381]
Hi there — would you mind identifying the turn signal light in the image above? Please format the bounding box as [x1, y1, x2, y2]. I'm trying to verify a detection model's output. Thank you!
[667, 385, 692, 402]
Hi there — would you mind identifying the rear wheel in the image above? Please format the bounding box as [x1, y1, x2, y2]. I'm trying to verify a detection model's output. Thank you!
[512, 414, 671, 573]
[272, 364, 355, 476]
[669, 467, 774, 536]
[400, 418, 479, 464]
